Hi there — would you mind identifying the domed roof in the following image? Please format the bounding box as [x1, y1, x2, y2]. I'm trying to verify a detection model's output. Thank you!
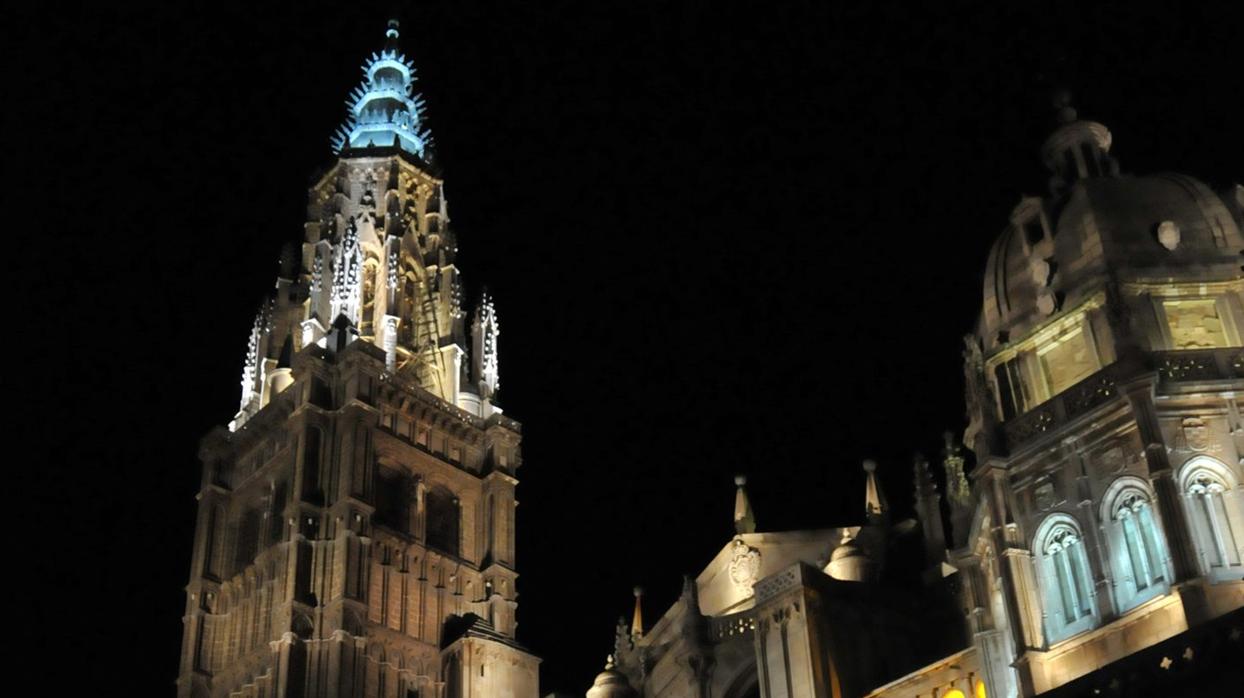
[830, 535, 865, 562]
[979, 171, 1243, 348]
[825, 531, 876, 582]
[586, 659, 637, 698]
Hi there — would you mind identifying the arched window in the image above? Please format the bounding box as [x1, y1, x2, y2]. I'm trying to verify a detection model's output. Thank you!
[1034, 514, 1096, 644]
[426, 486, 460, 557]
[1179, 457, 1243, 581]
[1101, 477, 1170, 612]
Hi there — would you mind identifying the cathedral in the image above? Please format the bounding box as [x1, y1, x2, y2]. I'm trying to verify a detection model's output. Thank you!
[177, 21, 539, 698]
[584, 99, 1244, 697]
[177, 19, 1244, 698]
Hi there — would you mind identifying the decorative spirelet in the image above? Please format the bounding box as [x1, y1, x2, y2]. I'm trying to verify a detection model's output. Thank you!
[331, 20, 433, 158]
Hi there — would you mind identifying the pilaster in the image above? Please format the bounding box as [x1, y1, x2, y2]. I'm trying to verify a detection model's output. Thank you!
[1121, 377, 1200, 581]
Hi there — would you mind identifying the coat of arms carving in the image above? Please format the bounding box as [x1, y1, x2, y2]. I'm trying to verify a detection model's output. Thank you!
[1182, 417, 1215, 452]
[728, 539, 761, 596]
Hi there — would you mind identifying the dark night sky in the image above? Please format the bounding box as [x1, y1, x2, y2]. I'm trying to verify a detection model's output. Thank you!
[12, 1, 1241, 693]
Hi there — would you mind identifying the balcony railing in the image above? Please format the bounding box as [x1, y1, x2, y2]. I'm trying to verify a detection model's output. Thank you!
[1003, 348, 1244, 451]
[1153, 348, 1244, 383]
[708, 610, 757, 642]
[1003, 362, 1124, 448]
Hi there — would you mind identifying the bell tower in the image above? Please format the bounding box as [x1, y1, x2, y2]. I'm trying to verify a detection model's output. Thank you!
[177, 20, 539, 698]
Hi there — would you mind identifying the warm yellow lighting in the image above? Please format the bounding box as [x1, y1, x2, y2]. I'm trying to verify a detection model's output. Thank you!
[1164, 299, 1229, 348]
[1038, 324, 1098, 395]
[943, 689, 966, 698]
[975, 679, 987, 698]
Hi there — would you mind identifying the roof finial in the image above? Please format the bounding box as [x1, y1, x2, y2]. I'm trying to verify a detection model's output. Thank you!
[733, 474, 756, 534]
[863, 459, 889, 525]
[630, 586, 644, 640]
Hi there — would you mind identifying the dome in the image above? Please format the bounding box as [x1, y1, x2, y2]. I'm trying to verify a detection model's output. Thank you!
[825, 533, 876, 582]
[979, 172, 1243, 349]
[830, 537, 864, 562]
[586, 660, 637, 698]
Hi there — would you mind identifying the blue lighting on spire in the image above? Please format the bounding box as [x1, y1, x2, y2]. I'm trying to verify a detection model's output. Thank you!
[331, 20, 431, 158]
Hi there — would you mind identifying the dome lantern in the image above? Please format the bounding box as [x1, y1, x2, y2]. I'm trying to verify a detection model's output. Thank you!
[1040, 90, 1119, 194]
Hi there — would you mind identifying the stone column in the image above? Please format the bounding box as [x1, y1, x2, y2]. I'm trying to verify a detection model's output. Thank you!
[982, 464, 1035, 653]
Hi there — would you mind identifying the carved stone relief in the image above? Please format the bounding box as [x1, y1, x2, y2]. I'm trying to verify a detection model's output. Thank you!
[1034, 481, 1057, 512]
[1171, 417, 1222, 454]
[1098, 445, 1126, 475]
[1183, 417, 1215, 452]
[728, 539, 762, 597]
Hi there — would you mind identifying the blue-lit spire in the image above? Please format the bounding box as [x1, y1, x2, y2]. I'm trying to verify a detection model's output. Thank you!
[331, 19, 432, 157]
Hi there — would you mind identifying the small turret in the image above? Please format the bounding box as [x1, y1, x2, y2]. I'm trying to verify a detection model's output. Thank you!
[471, 291, 501, 401]
[733, 475, 756, 534]
[586, 656, 638, 698]
[826, 529, 876, 583]
[630, 586, 644, 641]
[863, 459, 889, 526]
[942, 432, 973, 547]
[1041, 89, 1120, 195]
[912, 452, 947, 568]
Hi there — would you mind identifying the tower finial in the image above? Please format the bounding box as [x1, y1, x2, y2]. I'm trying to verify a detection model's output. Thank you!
[733, 475, 756, 534]
[384, 19, 400, 51]
[331, 20, 431, 157]
[863, 459, 889, 524]
[630, 586, 644, 640]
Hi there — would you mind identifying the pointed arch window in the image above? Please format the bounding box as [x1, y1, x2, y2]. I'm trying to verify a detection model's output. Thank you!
[1179, 457, 1243, 581]
[1034, 515, 1096, 644]
[1101, 477, 1170, 612]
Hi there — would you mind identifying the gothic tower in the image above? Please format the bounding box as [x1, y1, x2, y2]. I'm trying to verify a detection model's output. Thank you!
[177, 21, 540, 698]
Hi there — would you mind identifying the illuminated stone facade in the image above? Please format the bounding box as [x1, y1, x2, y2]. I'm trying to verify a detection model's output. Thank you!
[591, 98, 1244, 698]
[177, 22, 539, 698]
